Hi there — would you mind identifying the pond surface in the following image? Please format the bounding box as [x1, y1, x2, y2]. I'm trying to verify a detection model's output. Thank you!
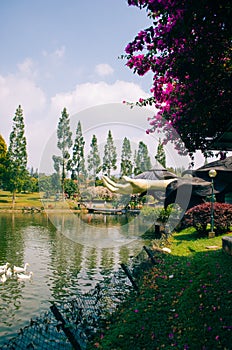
[0, 212, 152, 346]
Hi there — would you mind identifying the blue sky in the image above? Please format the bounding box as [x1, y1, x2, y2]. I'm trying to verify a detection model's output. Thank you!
[0, 0, 205, 171]
[0, 0, 152, 95]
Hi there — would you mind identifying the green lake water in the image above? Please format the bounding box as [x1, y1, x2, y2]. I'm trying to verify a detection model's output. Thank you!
[0, 212, 153, 346]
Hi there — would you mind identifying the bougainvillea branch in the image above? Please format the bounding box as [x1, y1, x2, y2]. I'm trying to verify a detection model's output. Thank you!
[124, 0, 232, 156]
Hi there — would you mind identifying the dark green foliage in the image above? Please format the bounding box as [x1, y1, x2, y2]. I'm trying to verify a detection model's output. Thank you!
[182, 202, 232, 235]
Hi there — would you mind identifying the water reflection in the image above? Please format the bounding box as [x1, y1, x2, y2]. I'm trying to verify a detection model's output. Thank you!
[0, 212, 149, 346]
[48, 211, 152, 248]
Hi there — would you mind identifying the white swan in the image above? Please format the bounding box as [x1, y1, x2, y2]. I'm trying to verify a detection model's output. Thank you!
[162, 247, 171, 253]
[17, 271, 33, 281]
[13, 263, 29, 274]
[0, 268, 6, 275]
[6, 268, 12, 278]
[0, 262, 10, 270]
[0, 273, 7, 283]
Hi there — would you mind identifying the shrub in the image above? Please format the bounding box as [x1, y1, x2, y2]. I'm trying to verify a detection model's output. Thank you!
[81, 186, 118, 201]
[182, 202, 232, 236]
[141, 204, 179, 224]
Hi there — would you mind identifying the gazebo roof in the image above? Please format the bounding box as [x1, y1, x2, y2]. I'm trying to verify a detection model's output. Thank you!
[209, 121, 232, 151]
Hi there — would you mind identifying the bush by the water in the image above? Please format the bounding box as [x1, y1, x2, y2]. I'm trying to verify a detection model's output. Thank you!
[182, 202, 232, 236]
[140, 205, 175, 223]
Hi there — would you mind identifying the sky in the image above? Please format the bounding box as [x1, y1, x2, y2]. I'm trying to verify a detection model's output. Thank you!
[0, 0, 206, 173]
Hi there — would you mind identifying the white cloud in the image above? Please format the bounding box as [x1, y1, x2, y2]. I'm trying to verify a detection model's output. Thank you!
[0, 74, 46, 116]
[17, 58, 37, 78]
[0, 73, 47, 150]
[54, 45, 66, 58]
[95, 63, 114, 76]
[0, 73, 153, 170]
[42, 45, 66, 59]
[50, 80, 151, 116]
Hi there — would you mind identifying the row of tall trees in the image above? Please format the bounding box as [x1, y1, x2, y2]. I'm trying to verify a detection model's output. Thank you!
[52, 108, 164, 192]
[0, 105, 167, 200]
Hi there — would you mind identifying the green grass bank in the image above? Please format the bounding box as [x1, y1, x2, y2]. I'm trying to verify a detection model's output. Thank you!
[87, 228, 232, 350]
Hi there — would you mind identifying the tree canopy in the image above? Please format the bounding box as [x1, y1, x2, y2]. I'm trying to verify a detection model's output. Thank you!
[124, 0, 232, 157]
[69, 120, 86, 180]
[134, 141, 152, 175]
[88, 134, 101, 178]
[120, 137, 133, 176]
[102, 130, 117, 176]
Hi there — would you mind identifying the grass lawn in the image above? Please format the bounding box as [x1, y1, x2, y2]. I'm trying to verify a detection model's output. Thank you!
[0, 190, 82, 211]
[0, 190, 43, 209]
[88, 228, 232, 350]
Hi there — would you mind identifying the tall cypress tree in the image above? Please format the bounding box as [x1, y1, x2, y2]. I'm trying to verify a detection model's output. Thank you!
[155, 138, 166, 168]
[7, 105, 28, 202]
[53, 108, 72, 195]
[102, 130, 117, 176]
[120, 137, 132, 177]
[0, 134, 8, 188]
[134, 141, 151, 175]
[69, 121, 86, 180]
[87, 134, 101, 179]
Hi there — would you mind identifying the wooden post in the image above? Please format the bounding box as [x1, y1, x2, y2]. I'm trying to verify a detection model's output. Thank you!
[143, 246, 158, 265]
[120, 263, 139, 292]
[50, 303, 82, 350]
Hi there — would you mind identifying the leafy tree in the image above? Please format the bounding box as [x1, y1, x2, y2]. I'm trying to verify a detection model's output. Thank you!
[51, 173, 61, 194]
[87, 134, 101, 178]
[124, 1, 232, 158]
[22, 176, 38, 193]
[134, 141, 151, 175]
[69, 121, 86, 180]
[6, 105, 29, 202]
[133, 149, 138, 175]
[155, 138, 166, 168]
[0, 134, 8, 188]
[39, 173, 61, 198]
[102, 130, 117, 176]
[120, 137, 133, 176]
[64, 178, 78, 198]
[53, 108, 72, 195]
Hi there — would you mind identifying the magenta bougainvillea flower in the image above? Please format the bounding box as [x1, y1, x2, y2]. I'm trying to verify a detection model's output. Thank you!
[124, 0, 232, 157]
